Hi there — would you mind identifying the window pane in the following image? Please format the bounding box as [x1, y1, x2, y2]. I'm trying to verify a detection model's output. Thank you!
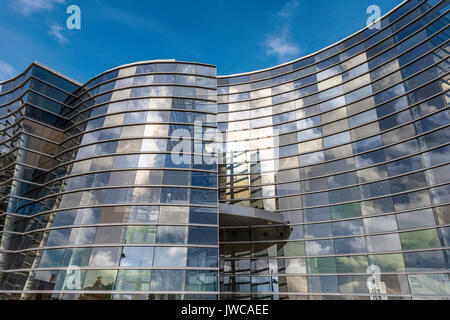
[39, 249, 65, 268]
[156, 226, 187, 244]
[94, 226, 123, 244]
[306, 257, 337, 274]
[161, 188, 189, 204]
[150, 270, 185, 291]
[89, 247, 120, 267]
[430, 185, 450, 205]
[336, 256, 369, 273]
[400, 229, 441, 250]
[188, 227, 217, 245]
[120, 247, 154, 266]
[187, 248, 218, 268]
[323, 132, 350, 148]
[308, 275, 338, 293]
[393, 190, 431, 211]
[125, 226, 156, 244]
[284, 258, 306, 274]
[46, 229, 71, 246]
[404, 250, 447, 272]
[332, 220, 364, 236]
[387, 155, 422, 176]
[304, 223, 332, 238]
[369, 253, 405, 272]
[190, 189, 217, 205]
[186, 271, 218, 292]
[68, 228, 96, 245]
[128, 206, 159, 223]
[396, 209, 435, 230]
[306, 240, 334, 255]
[364, 215, 398, 233]
[83, 270, 117, 291]
[62, 248, 92, 267]
[330, 203, 361, 219]
[335, 237, 366, 254]
[277, 241, 305, 257]
[366, 234, 401, 252]
[352, 135, 382, 153]
[116, 270, 151, 291]
[153, 247, 187, 267]
[408, 274, 450, 295]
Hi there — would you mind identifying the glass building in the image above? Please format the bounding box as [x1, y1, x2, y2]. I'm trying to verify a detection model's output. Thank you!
[0, 0, 449, 300]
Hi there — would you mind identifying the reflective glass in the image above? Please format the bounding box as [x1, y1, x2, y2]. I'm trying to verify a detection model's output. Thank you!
[120, 247, 154, 266]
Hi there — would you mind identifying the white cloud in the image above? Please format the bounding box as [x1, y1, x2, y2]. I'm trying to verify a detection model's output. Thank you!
[0, 60, 16, 81]
[90, 251, 115, 267]
[10, 0, 66, 16]
[49, 24, 69, 44]
[262, 1, 302, 63]
[277, 0, 300, 19]
[264, 26, 301, 62]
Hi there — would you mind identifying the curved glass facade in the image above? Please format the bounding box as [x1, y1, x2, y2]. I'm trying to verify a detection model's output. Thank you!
[0, 61, 219, 300]
[0, 0, 449, 300]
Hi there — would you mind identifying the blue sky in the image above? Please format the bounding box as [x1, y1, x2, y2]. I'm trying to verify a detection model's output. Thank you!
[0, 0, 402, 83]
